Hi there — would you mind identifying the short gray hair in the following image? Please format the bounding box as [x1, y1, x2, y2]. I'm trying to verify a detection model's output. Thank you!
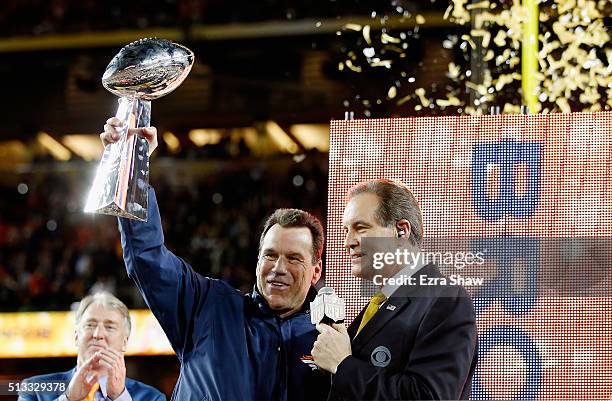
[348, 179, 423, 247]
[76, 292, 132, 337]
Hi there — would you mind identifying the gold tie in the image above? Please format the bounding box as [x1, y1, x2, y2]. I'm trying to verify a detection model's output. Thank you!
[82, 382, 99, 401]
[356, 292, 386, 334]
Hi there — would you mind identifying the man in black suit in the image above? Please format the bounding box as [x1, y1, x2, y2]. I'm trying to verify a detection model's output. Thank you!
[312, 179, 478, 400]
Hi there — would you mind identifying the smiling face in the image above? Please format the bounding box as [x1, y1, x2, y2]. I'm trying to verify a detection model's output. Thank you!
[75, 303, 127, 366]
[342, 192, 397, 279]
[256, 224, 322, 318]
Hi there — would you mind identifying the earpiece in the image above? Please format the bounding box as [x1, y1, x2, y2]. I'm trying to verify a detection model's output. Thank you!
[397, 229, 405, 238]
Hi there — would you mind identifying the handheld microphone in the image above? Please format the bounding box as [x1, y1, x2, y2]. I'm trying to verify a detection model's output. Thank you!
[310, 287, 345, 325]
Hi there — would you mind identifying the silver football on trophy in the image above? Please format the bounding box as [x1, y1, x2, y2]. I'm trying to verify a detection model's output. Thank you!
[102, 37, 194, 100]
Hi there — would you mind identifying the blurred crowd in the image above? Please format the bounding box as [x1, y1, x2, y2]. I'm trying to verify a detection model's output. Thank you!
[0, 151, 327, 311]
[0, 0, 203, 36]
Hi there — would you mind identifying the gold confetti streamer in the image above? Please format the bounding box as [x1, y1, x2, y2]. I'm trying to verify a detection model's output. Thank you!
[383, 45, 404, 53]
[436, 95, 462, 107]
[443, 5, 453, 21]
[460, 34, 477, 50]
[467, 1, 491, 10]
[493, 30, 507, 47]
[344, 24, 362, 31]
[370, 60, 393, 68]
[448, 62, 461, 79]
[337, 0, 609, 114]
[415, 88, 431, 107]
[397, 95, 412, 106]
[556, 97, 571, 113]
[363, 25, 372, 45]
[381, 33, 401, 44]
[471, 29, 491, 48]
[345, 60, 362, 73]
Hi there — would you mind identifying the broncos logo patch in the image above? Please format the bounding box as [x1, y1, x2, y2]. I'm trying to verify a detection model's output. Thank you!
[300, 355, 318, 370]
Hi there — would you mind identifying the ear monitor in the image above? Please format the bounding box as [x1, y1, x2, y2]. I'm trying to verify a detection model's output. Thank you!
[397, 229, 406, 238]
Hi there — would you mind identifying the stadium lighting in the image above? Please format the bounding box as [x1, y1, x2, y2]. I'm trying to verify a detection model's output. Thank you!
[162, 131, 181, 154]
[37, 131, 71, 161]
[290, 124, 330, 152]
[265, 121, 299, 154]
[189, 129, 222, 147]
[61, 135, 104, 161]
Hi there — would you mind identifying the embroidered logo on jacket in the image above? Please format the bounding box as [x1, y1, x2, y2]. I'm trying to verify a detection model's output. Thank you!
[371, 346, 392, 367]
[300, 355, 318, 370]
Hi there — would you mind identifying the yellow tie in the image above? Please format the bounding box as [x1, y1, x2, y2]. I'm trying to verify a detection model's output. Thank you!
[82, 382, 99, 401]
[356, 292, 386, 334]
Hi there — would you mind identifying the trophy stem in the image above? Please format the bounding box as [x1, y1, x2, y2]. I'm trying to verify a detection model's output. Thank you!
[83, 96, 151, 221]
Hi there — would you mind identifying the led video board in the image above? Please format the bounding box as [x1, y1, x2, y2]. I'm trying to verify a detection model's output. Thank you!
[325, 112, 612, 399]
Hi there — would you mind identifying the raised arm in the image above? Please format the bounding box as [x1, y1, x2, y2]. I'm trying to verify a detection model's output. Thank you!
[101, 120, 214, 359]
[119, 185, 214, 360]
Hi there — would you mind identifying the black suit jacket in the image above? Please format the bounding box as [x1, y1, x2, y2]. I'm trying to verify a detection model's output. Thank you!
[330, 264, 478, 400]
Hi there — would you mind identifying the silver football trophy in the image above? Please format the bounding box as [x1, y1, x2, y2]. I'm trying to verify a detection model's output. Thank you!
[310, 287, 345, 325]
[84, 38, 194, 221]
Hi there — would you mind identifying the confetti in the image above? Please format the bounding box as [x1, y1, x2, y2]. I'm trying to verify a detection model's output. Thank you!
[397, 95, 412, 106]
[460, 34, 477, 50]
[415, 88, 431, 107]
[557, 97, 571, 113]
[345, 60, 362, 73]
[383, 45, 404, 54]
[493, 31, 507, 47]
[467, 1, 491, 10]
[344, 24, 362, 31]
[371, 60, 393, 68]
[448, 62, 461, 79]
[363, 25, 372, 45]
[436, 95, 462, 107]
[471, 29, 492, 48]
[381, 33, 401, 44]
[336, 0, 609, 114]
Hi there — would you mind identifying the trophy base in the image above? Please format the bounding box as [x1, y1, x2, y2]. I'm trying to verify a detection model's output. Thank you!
[88, 201, 147, 221]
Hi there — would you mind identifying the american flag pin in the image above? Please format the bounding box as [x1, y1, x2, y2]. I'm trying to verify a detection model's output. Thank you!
[386, 304, 396, 311]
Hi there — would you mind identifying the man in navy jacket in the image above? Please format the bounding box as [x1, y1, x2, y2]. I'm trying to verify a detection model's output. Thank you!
[18, 292, 165, 401]
[312, 179, 478, 400]
[101, 120, 330, 401]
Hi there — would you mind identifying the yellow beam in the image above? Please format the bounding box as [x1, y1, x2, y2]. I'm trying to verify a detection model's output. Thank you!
[192, 14, 452, 40]
[0, 14, 451, 52]
[0, 29, 182, 52]
[521, 0, 539, 113]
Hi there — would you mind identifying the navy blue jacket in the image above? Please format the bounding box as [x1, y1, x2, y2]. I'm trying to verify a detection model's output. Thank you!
[17, 368, 165, 401]
[118, 187, 330, 401]
[329, 264, 478, 400]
